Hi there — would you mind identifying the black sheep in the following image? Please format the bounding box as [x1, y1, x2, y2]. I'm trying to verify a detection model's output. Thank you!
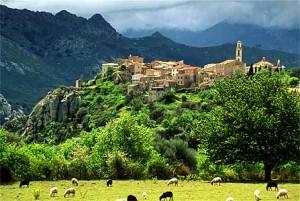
[106, 179, 113, 187]
[19, 180, 30, 188]
[160, 191, 173, 201]
[127, 194, 138, 201]
[266, 180, 278, 191]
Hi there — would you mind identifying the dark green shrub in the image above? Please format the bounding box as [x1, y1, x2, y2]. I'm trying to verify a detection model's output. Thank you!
[161, 90, 177, 104]
[106, 151, 127, 179]
[147, 154, 171, 179]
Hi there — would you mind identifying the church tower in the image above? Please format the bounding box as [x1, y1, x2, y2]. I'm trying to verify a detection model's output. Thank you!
[236, 40, 242, 62]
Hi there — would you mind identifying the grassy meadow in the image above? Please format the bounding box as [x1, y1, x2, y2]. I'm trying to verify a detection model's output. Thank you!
[0, 180, 299, 201]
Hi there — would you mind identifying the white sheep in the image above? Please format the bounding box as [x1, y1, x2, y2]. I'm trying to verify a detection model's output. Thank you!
[276, 189, 288, 199]
[64, 187, 76, 197]
[167, 178, 178, 186]
[226, 197, 234, 201]
[49, 187, 58, 197]
[71, 178, 79, 186]
[211, 177, 222, 186]
[254, 189, 261, 201]
[142, 192, 147, 199]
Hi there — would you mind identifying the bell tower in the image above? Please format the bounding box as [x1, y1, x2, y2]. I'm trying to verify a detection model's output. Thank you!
[236, 40, 242, 62]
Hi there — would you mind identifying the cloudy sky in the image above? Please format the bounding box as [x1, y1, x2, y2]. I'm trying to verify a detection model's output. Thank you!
[2, 0, 300, 32]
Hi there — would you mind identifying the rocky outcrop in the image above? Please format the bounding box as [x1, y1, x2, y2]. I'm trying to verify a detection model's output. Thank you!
[0, 93, 25, 124]
[24, 87, 80, 134]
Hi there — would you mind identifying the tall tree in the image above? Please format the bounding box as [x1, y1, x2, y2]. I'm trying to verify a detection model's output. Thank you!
[199, 71, 300, 181]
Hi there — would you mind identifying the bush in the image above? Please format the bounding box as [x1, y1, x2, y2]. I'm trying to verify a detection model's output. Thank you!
[161, 90, 177, 104]
[150, 107, 164, 122]
[146, 154, 171, 179]
[127, 161, 145, 179]
[106, 151, 127, 179]
[289, 77, 299, 87]
[273, 162, 300, 181]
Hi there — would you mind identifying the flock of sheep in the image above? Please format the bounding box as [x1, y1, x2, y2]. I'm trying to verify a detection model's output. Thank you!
[19, 177, 289, 200]
[210, 177, 288, 201]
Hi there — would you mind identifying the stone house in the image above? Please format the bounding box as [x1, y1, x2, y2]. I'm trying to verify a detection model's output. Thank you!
[148, 87, 166, 102]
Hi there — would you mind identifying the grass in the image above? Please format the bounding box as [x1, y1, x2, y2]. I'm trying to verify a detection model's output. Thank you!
[0, 180, 299, 201]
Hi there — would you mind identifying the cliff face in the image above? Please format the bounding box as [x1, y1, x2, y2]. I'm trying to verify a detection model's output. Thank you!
[0, 93, 25, 124]
[24, 87, 81, 135]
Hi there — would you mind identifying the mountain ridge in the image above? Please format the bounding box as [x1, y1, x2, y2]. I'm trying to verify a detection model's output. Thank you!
[123, 22, 300, 54]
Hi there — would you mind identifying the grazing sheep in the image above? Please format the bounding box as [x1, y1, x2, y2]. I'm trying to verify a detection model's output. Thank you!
[254, 189, 261, 201]
[226, 197, 234, 201]
[64, 187, 76, 197]
[167, 178, 178, 186]
[19, 180, 30, 188]
[266, 180, 278, 191]
[49, 187, 58, 197]
[160, 191, 173, 201]
[276, 189, 288, 199]
[127, 195, 138, 201]
[71, 178, 79, 186]
[107, 179, 113, 187]
[211, 177, 222, 186]
[142, 192, 147, 200]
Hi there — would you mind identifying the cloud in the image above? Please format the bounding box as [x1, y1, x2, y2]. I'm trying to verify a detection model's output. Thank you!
[2, 0, 300, 32]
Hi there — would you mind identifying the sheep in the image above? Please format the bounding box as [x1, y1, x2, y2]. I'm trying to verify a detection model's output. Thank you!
[160, 191, 173, 201]
[19, 180, 30, 188]
[127, 195, 138, 201]
[107, 179, 113, 187]
[211, 177, 222, 186]
[276, 189, 288, 199]
[142, 192, 147, 200]
[254, 189, 261, 201]
[49, 187, 58, 197]
[71, 178, 79, 186]
[225, 197, 234, 201]
[167, 178, 178, 186]
[266, 180, 278, 191]
[64, 187, 76, 197]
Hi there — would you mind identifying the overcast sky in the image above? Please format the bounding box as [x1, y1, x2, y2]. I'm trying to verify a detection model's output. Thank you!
[1, 0, 300, 32]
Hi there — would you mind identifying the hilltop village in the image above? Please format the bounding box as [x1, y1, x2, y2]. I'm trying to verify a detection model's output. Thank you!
[97, 41, 285, 101]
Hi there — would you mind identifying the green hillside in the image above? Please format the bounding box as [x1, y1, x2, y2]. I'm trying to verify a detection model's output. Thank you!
[1, 70, 299, 182]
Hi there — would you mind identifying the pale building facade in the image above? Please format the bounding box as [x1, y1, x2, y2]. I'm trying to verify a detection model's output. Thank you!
[252, 57, 285, 73]
[204, 41, 246, 76]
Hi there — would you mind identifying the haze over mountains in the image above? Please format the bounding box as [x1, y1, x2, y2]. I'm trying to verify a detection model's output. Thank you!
[0, 5, 299, 114]
[123, 22, 300, 54]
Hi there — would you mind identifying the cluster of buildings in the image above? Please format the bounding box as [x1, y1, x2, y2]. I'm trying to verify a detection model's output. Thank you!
[101, 41, 286, 101]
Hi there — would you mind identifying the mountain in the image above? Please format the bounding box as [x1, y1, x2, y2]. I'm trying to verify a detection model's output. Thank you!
[1, 5, 299, 116]
[123, 22, 300, 54]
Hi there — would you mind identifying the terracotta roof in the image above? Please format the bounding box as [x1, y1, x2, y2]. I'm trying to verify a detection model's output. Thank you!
[182, 66, 199, 70]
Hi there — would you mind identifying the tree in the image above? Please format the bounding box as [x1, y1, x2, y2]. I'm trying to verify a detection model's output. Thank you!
[199, 71, 300, 181]
[89, 112, 156, 178]
[247, 64, 254, 76]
